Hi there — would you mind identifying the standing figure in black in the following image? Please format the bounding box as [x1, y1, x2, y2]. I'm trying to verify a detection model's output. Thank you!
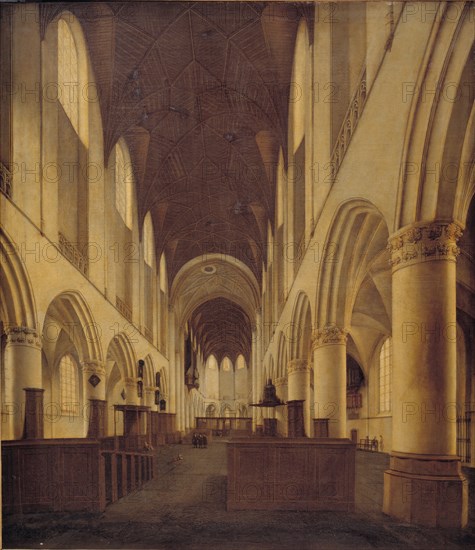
[192, 433, 198, 448]
[202, 433, 208, 448]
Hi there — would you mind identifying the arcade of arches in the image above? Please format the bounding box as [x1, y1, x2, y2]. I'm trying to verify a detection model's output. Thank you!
[0, 0, 474, 540]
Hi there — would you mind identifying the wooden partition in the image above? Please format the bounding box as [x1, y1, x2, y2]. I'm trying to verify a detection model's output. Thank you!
[150, 412, 179, 445]
[2, 439, 104, 514]
[2, 438, 155, 514]
[227, 437, 355, 512]
[196, 417, 252, 437]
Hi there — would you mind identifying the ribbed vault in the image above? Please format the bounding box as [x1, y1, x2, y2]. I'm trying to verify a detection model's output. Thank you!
[189, 297, 251, 364]
[40, 2, 307, 283]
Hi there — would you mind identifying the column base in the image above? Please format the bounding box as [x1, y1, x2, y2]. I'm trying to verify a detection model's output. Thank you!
[383, 452, 468, 528]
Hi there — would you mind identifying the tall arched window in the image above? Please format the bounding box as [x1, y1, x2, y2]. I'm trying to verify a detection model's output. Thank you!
[379, 338, 392, 413]
[236, 355, 246, 370]
[276, 149, 286, 311]
[143, 213, 154, 337]
[222, 357, 232, 371]
[59, 354, 79, 415]
[207, 355, 217, 369]
[159, 252, 168, 351]
[290, 19, 309, 260]
[55, 15, 89, 253]
[57, 19, 79, 133]
[143, 213, 154, 267]
[115, 140, 133, 229]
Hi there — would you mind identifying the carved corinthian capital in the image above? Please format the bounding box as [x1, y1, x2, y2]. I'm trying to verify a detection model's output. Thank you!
[287, 359, 309, 374]
[387, 221, 463, 269]
[312, 325, 347, 350]
[5, 326, 41, 348]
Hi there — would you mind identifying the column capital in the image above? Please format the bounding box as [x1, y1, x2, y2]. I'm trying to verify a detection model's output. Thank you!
[312, 325, 347, 349]
[274, 376, 288, 387]
[287, 358, 309, 374]
[5, 326, 41, 348]
[387, 221, 463, 270]
[81, 360, 106, 376]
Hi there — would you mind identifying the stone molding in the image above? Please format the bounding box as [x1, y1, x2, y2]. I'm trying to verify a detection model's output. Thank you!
[81, 360, 106, 376]
[387, 221, 463, 269]
[287, 359, 309, 375]
[5, 326, 41, 348]
[389, 451, 462, 476]
[312, 325, 347, 350]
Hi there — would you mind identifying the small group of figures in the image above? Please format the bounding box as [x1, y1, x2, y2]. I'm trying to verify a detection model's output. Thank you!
[192, 433, 208, 448]
[364, 435, 383, 452]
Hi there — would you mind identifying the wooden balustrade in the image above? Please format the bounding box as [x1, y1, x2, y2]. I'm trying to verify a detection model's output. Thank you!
[0, 162, 12, 198]
[58, 233, 88, 276]
[330, 67, 367, 181]
[195, 417, 252, 437]
[116, 296, 132, 321]
[101, 449, 154, 506]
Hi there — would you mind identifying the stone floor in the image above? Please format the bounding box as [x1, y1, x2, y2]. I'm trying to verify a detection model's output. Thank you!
[3, 441, 475, 549]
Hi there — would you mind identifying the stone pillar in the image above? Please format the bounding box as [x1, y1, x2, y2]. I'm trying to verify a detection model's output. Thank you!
[82, 360, 106, 439]
[383, 221, 468, 528]
[125, 377, 140, 406]
[251, 329, 259, 430]
[256, 309, 263, 403]
[312, 325, 347, 438]
[176, 349, 184, 433]
[144, 387, 155, 442]
[254, 309, 264, 431]
[274, 376, 288, 436]
[287, 359, 311, 436]
[168, 305, 177, 414]
[144, 386, 156, 411]
[3, 327, 42, 440]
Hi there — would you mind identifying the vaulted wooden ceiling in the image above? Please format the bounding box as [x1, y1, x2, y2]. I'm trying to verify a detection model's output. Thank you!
[189, 297, 252, 364]
[40, 1, 309, 362]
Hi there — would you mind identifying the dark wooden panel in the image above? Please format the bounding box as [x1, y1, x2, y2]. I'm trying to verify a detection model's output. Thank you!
[227, 438, 355, 512]
[2, 439, 156, 515]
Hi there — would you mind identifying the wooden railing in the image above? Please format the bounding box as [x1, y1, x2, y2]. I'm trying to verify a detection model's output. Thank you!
[196, 417, 252, 436]
[58, 232, 88, 276]
[116, 295, 132, 321]
[0, 162, 12, 198]
[330, 67, 367, 181]
[457, 412, 471, 464]
[143, 325, 153, 343]
[357, 438, 379, 452]
[101, 449, 154, 506]
[2, 437, 155, 514]
[294, 231, 306, 274]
